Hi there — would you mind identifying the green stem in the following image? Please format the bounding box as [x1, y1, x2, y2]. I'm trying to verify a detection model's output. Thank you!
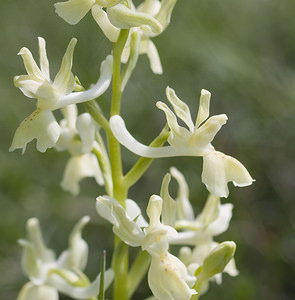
[84, 100, 109, 132]
[191, 290, 201, 300]
[127, 250, 151, 299]
[98, 250, 106, 300]
[123, 125, 169, 188]
[191, 269, 206, 300]
[93, 141, 113, 197]
[108, 29, 130, 300]
[108, 29, 130, 204]
[111, 240, 129, 300]
[110, 29, 129, 117]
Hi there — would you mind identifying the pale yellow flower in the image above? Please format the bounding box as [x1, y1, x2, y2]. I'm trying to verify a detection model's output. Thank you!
[10, 37, 112, 153]
[110, 87, 254, 197]
[18, 217, 113, 300]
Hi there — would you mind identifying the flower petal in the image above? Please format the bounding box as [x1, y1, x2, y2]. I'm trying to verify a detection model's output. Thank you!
[61, 103, 78, 131]
[107, 4, 163, 34]
[17, 283, 58, 300]
[47, 269, 114, 299]
[97, 0, 123, 7]
[14, 75, 44, 99]
[146, 194, 163, 227]
[125, 199, 148, 227]
[143, 195, 178, 252]
[160, 173, 176, 227]
[196, 194, 220, 229]
[26, 218, 56, 262]
[17, 47, 43, 80]
[170, 167, 194, 221]
[202, 151, 254, 198]
[166, 87, 194, 132]
[154, 0, 177, 30]
[148, 252, 197, 300]
[53, 38, 77, 95]
[91, 4, 120, 42]
[10, 109, 60, 153]
[56, 55, 113, 108]
[36, 83, 60, 109]
[38, 37, 50, 81]
[195, 89, 211, 128]
[139, 39, 163, 74]
[224, 257, 239, 277]
[137, 0, 161, 16]
[18, 218, 56, 283]
[189, 114, 228, 151]
[54, 0, 96, 25]
[58, 216, 90, 271]
[96, 196, 145, 246]
[156, 101, 192, 148]
[61, 153, 104, 195]
[76, 113, 95, 153]
[206, 202, 233, 236]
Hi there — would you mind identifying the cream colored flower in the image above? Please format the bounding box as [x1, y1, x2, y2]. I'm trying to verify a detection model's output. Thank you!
[10, 37, 112, 153]
[160, 168, 238, 294]
[91, 0, 177, 73]
[110, 87, 254, 197]
[55, 104, 104, 195]
[96, 195, 197, 300]
[18, 217, 113, 300]
[122, 0, 177, 74]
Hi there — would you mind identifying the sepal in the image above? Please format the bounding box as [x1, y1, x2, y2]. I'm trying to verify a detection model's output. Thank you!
[54, 0, 96, 25]
[57, 216, 90, 270]
[108, 4, 163, 34]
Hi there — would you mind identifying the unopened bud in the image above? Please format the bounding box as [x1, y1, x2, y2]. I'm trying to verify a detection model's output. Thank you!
[201, 241, 236, 280]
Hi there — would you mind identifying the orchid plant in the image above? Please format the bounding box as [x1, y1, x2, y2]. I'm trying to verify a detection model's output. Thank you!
[11, 1, 254, 299]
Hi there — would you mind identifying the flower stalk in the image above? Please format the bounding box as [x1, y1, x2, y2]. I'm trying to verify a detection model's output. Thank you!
[12, 1, 255, 300]
[108, 29, 130, 204]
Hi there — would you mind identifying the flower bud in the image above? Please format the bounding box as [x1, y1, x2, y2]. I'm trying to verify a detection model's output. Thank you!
[200, 241, 236, 280]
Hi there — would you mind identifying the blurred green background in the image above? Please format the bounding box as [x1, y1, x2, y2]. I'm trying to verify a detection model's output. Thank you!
[1, 0, 295, 299]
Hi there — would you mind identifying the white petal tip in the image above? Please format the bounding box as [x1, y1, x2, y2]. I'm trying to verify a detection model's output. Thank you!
[233, 177, 255, 187]
[17, 47, 28, 55]
[81, 215, 91, 224]
[201, 89, 211, 95]
[155, 101, 165, 109]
